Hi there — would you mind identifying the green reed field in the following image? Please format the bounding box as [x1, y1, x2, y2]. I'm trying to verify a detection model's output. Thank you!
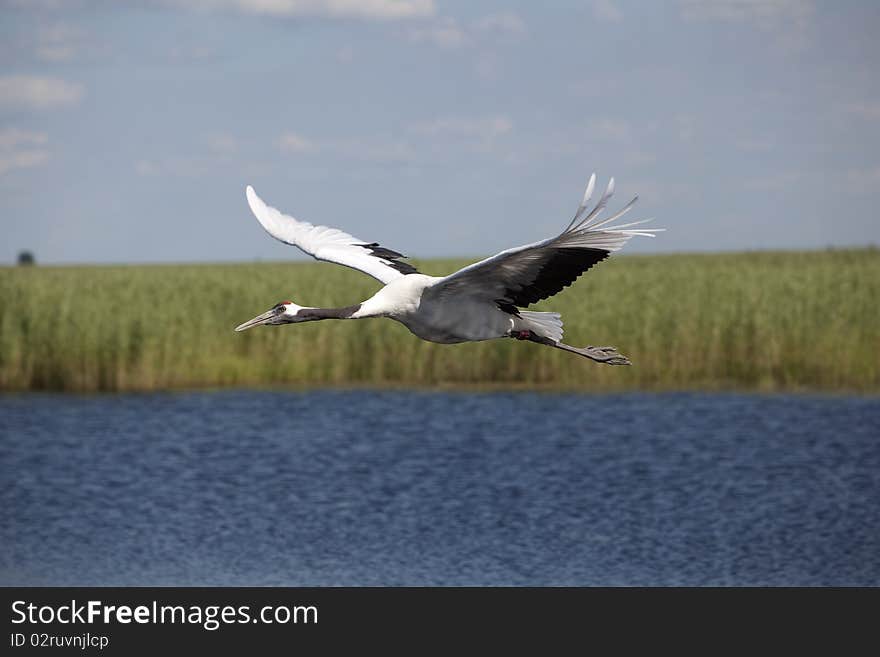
[0, 249, 877, 392]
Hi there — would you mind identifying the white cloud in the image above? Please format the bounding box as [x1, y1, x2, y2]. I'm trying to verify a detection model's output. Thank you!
[335, 45, 354, 63]
[35, 24, 86, 62]
[333, 136, 414, 163]
[206, 134, 238, 155]
[679, 0, 813, 29]
[744, 170, 804, 191]
[277, 132, 318, 154]
[592, 0, 623, 22]
[623, 149, 657, 167]
[0, 128, 46, 149]
[410, 116, 513, 140]
[625, 177, 694, 203]
[276, 131, 415, 163]
[473, 52, 500, 80]
[0, 127, 49, 176]
[166, 44, 215, 61]
[408, 116, 514, 156]
[675, 114, 697, 143]
[164, 0, 434, 20]
[743, 168, 880, 195]
[843, 101, 880, 122]
[736, 137, 774, 152]
[4, 0, 435, 20]
[472, 12, 527, 36]
[134, 157, 211, 177]
[587, 118, 631, 141]
[679, 0, 810, 25]
[407, 17, 467, 48]
[680, 0, 814, 51]
[0, 76, 85, 110]
[408, 12, 526, 49]
[2, 0, 73, 7]
[134, 135, 242, 177]
[844, 167, 880, 194]
[274, 119, 524, 164]
[134, 160, 159, 176]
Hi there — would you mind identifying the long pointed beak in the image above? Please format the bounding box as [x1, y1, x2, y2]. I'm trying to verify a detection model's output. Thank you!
[235, 309, 277, 332]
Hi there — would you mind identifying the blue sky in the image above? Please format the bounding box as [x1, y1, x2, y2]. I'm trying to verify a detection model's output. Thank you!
[1, 0, 878, 264]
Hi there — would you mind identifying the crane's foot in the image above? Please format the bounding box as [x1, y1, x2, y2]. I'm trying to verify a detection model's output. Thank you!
[511, 330, 632, 365]
[582, 346, 631, 366]
[554, 341, 631, 365]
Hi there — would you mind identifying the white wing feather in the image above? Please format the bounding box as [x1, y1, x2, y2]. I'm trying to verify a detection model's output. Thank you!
[245, 186, 412, 285]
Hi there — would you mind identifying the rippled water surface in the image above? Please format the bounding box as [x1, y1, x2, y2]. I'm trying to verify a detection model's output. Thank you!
[1, 391, 878, 585]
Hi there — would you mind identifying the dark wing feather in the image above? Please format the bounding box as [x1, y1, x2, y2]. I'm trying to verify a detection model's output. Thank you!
[503, 247, 608, 307]
[357, 243, 419, 275]
[425, 175, 662, 309]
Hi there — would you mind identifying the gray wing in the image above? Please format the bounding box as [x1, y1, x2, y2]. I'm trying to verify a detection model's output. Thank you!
[426, 174, 661, 310]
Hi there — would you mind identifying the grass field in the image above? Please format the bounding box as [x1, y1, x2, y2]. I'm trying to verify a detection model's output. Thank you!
[0, 249, 877, 392]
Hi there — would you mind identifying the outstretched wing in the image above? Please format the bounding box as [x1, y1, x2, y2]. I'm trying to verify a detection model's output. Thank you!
[245, 185, 418, 285]
[425, 174, 661, 311]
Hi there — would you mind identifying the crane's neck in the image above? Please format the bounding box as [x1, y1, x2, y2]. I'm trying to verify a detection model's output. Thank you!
[293, 304, 363, 321]
[284, 289, 400, 323]
[289, 301, 389, 322]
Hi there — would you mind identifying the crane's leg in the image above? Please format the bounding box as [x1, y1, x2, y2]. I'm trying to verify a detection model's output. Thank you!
[512, 330, 631, 366]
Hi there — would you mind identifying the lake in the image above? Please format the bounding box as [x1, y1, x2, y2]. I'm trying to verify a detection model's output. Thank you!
[1, 390, 878, 586]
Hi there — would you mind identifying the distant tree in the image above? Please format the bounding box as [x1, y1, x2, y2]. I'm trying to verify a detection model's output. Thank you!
[17, 251, 35, 266]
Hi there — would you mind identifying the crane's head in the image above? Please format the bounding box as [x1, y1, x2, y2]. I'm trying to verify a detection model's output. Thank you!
[234, 300, 300, 332]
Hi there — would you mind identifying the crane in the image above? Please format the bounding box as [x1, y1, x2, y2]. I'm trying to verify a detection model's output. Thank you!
[235, 174, 661, 365]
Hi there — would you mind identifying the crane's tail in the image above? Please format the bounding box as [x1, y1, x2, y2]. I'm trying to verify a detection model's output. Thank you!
[513, 313, 630, 365]
[519, 311, 564, 343]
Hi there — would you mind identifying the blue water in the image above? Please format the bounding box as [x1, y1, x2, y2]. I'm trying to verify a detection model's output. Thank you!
[1, 391, 878, 586]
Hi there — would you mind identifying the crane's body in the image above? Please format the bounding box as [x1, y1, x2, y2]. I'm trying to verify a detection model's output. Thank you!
[235, 175, 662, 365]
[302, 274, 540, 343]
[389, 277, 524, 344]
